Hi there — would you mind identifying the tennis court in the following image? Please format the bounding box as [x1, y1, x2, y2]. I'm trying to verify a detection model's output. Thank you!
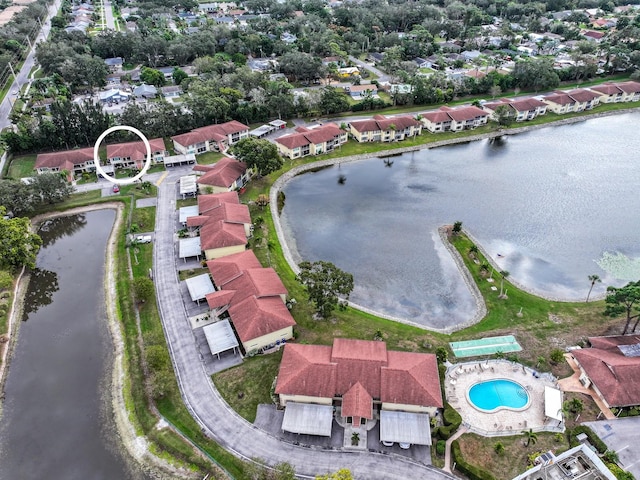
[450, 335, 522, 358]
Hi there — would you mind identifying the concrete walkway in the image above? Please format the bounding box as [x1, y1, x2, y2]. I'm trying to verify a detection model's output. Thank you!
[558, 354, 615, 420]
[153, 170, 457, 479]
[443, 425, 468, 473]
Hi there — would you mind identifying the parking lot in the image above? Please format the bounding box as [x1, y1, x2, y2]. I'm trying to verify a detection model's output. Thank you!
[584, 418, 640, 478]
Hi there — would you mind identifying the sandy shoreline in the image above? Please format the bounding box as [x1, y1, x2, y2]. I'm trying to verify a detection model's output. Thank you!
[1, 203, 193, 479]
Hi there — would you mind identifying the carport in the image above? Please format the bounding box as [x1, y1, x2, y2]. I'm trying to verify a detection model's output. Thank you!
[179, 205, 199, 225]
[282, 402, 334, 437]
[379, 410, 431, 446]
[544, 386, 563, 423]
[185, 273, 215, 304]
[179, 237, 201, 262]
[179, 174, 198, 198]
[202, 320, 240, 360]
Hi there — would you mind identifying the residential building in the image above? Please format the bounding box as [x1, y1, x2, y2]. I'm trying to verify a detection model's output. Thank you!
[589, 83, 625, 103]
[615, 81, 640, 102]
[347, 84, 379, 100]
[194, 157, 250, 193]
[570, 335, 640, 408]
[205, 250, 296, 353]
[34, 147, 96, 179]
[422, 106, 489, 131]
[349, 114, 422, 142]
[512, 445, 616, 480]
[542, 92, 578, 114]
[274, 123, 347, 159]
[275, 338, 442, 438]
[187, 197, 252, 238]
[106, 138, 167, 169]
[133, 83, 157, 99]
[172, 121, 249, 155]
[483, 98, 547, 121]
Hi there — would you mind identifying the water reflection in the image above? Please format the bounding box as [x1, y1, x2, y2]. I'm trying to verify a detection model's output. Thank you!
[21, 267, 58, 317]
[38, 214, 87, 248]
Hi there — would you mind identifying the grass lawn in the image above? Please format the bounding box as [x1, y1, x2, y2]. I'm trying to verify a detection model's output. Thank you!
[212, 351, 283, 423]
[7, 154, 36, 179]
[456, 431, 571, 480]
[131, 206, 156, 232]
[196, 152, 225, 165]
[178, 267, 208, 281]
[176, 197, 198, 208]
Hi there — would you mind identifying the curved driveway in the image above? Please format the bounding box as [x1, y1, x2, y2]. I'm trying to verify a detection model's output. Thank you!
[153, 172, 456, 479]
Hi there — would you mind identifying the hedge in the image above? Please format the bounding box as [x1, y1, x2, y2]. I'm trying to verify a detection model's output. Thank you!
[451, 439, 497, 480]
[567, 426, 607, 453]
[438, 401, 463, 440]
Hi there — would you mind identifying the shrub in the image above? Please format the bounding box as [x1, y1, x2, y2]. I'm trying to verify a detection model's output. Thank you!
[438, 402, 463, 440]
[0, 270, 13, 290]
[567, 426, 607, 453]
[436, 440, 446, 456]
[494, 442, 505, 455]
[550, 349, 565, 364]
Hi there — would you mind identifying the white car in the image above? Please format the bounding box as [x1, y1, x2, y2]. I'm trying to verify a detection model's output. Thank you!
[12, 89, 18, 95]
[399, 442, 411, 450]
[381, 441, 394, 447]
[135, 235, 152, 244]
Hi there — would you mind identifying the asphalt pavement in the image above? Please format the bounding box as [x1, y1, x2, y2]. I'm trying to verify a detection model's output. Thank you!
[584, 418, 640, 478]
[152, 169, 457, 479]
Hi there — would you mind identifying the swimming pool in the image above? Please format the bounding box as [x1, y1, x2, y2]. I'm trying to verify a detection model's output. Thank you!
[468, 379, 530, 412]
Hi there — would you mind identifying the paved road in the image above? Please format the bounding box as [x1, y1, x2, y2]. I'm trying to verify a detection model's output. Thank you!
[0, 0, 61, 133]
[152, 171, 456, 479]
[584, 418, 640, 478]
[103, 0, 117, 31]
[348, 55, 390, 83]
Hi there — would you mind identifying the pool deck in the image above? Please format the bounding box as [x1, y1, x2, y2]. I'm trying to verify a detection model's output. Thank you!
[445, 360, 564, 437]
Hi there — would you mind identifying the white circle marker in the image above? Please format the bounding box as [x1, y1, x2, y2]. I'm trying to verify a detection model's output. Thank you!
[94, 125, 152, 185]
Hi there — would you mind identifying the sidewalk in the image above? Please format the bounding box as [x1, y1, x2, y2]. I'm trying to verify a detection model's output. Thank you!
[443, 425, 468, 473]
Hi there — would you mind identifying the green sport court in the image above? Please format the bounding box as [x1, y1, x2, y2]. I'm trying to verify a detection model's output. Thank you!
[449, 335, 522, 358]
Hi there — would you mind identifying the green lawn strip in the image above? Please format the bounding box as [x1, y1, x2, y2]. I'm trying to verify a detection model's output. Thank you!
[455, 431, 571, 480]
[196, 152, 225, 165]
[0, 270, 14, 350]
[128, 228, 248, 477]
[131, 206, 156, 233]
[212, 351, 283, 423]
[7, 154, 36, 179]
[178, 267, 209, 281]
[177, 198, 198, 208]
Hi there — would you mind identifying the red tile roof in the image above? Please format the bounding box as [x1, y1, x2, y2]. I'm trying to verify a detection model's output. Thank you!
[35, 147, 95, 170]
[350, 84, 378, 93]
[275, 123, 344, 149]
[566, 88, 600, 103]
[198, 191, 240, 214]
[197, 157, 247, 188]
[422, 110, 452, 123]
[590, 83, 622, 95]
[381, 351, 443, 408]
[228, 295, 296, 343]
[206, 250, 262, 287]
[223, 268, 287, 301]
[276, 339, 442, 408]
[573, 335, 640, 407]
[205, 289, 236, 309]
[445, 106, 487, 122]
[172, 121, 249, 147]
[200, 220, 247, 250]
[106, 138, 165, 164]
[616, 81, 640, 94]
[544, 93, 576, 105]
[508, 98, 547, 111]
[187, 202, 251, 228]
[275, 344, 337, 398]
[342, 382, 373, 420]
[349, 115, 420, 133]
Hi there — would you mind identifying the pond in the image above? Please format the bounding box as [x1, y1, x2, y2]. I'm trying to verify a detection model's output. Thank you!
[280, 113, 640, 330]
[0, 210, 149, 479]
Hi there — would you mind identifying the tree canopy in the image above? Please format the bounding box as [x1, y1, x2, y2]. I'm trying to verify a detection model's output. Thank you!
[230, 137, 283, 176]
[297, 261, 354, 319]
[316, 469, 353, 480]
[0, 207, 42, 270]
[604, 281, 640, 335]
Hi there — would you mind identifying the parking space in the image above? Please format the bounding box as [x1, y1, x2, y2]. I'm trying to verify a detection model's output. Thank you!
[584, 418, 640, 478]
[193, 327, 242, 375]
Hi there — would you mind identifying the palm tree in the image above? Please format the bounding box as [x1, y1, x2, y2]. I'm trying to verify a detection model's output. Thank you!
[499, 270, 510, 298]
[522, 428, 538, 447]
[586, 274, 601, 302]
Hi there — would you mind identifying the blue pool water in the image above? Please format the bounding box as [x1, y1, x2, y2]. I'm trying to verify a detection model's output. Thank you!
[468, 380, 529, 411]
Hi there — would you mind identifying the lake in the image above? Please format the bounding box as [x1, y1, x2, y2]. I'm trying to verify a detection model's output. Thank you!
[0, 210, 149, 479]
[280, 113, 640, 330]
